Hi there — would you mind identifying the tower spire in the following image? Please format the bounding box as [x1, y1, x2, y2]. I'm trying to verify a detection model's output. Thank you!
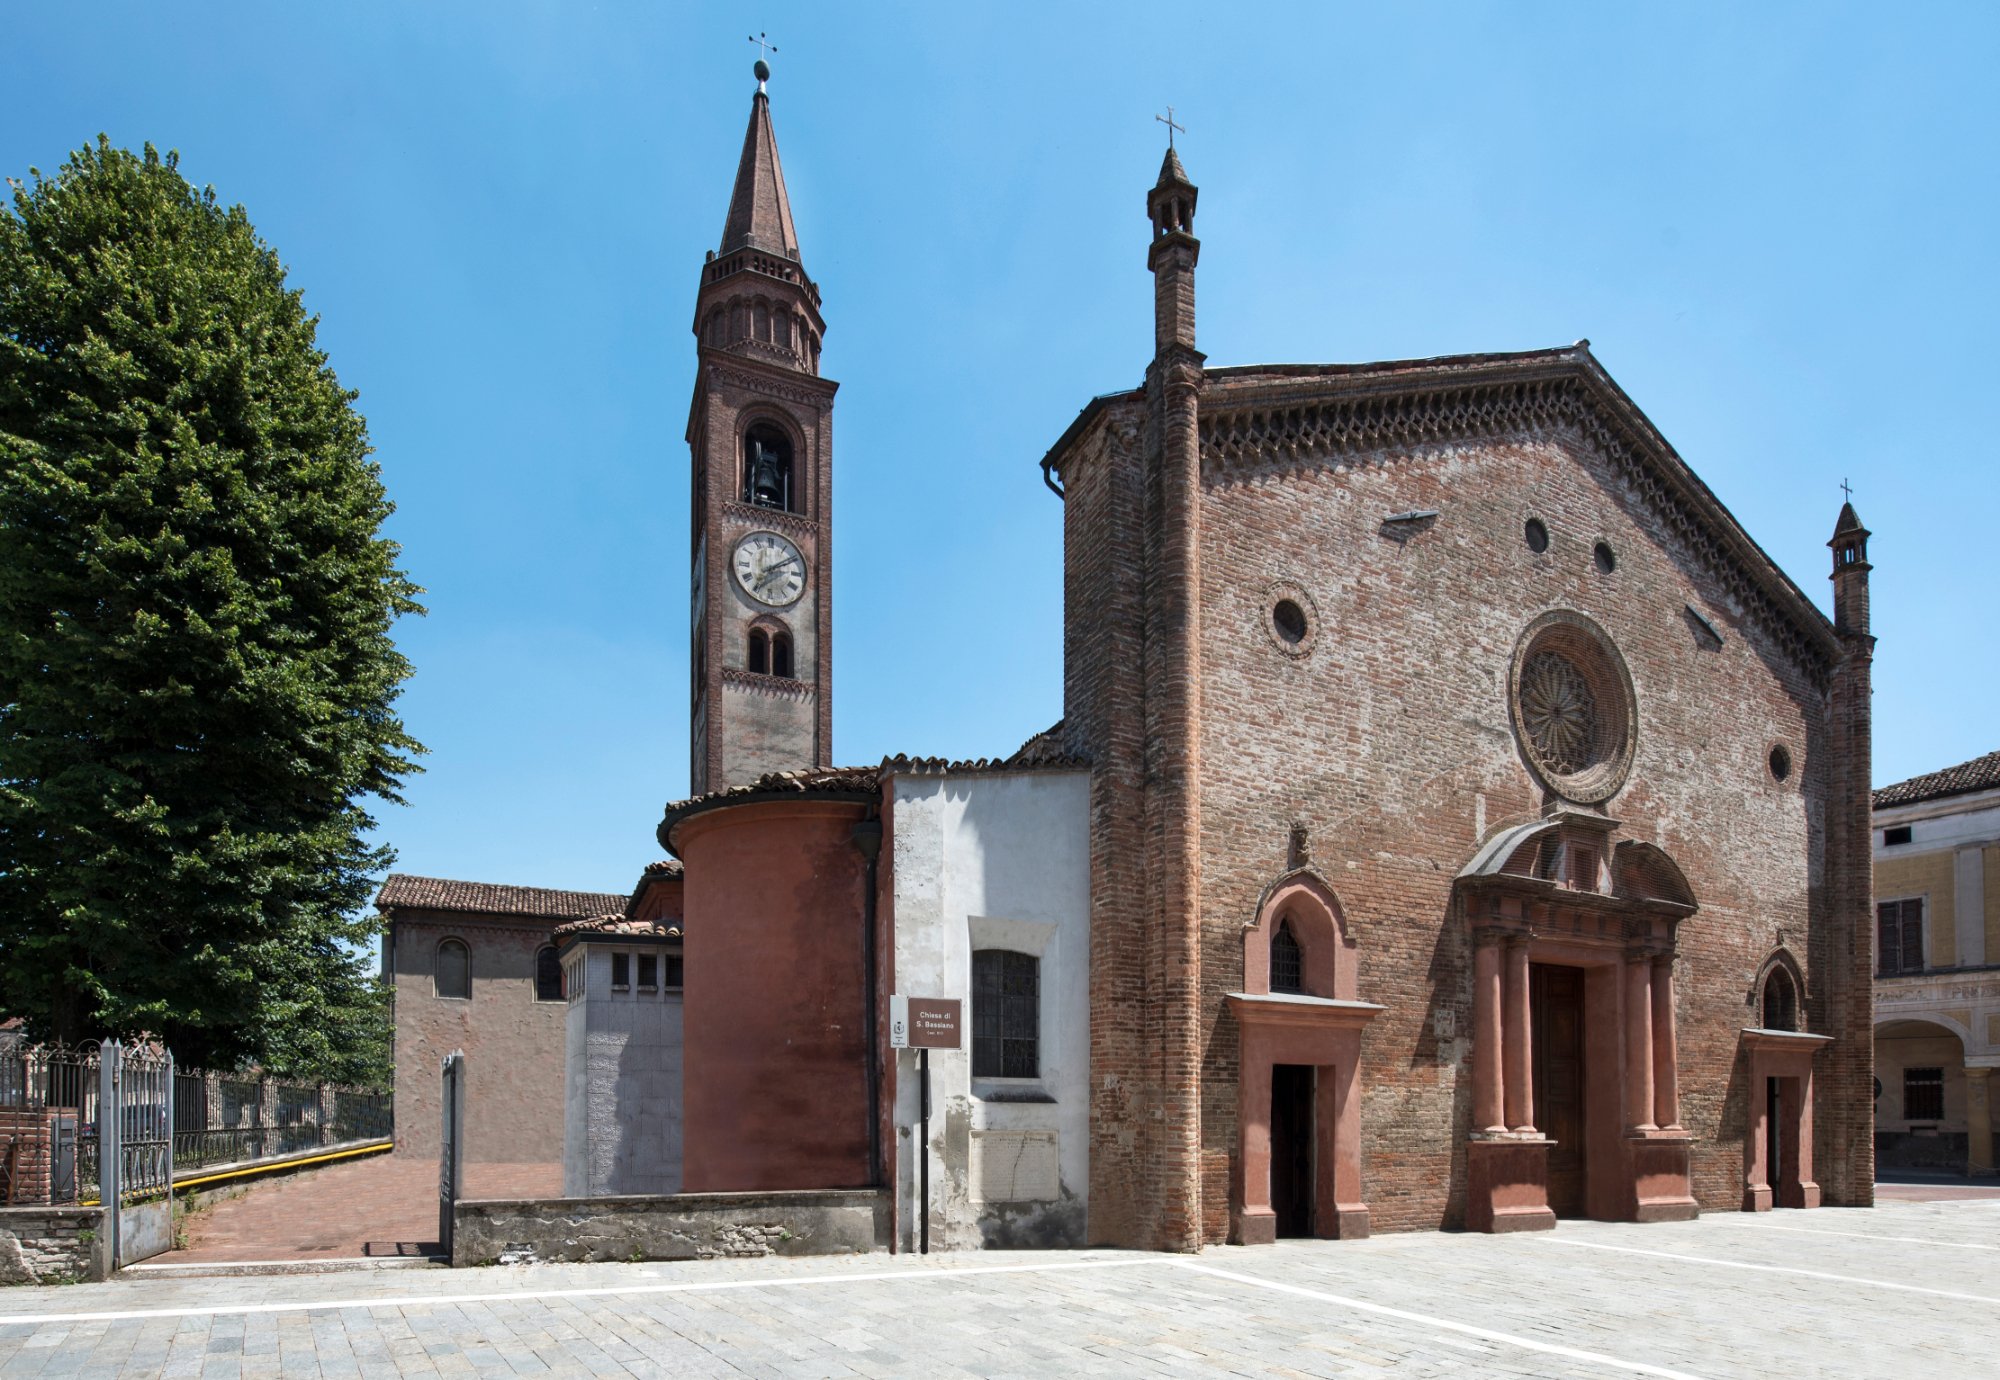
[718, 60, 801, 260]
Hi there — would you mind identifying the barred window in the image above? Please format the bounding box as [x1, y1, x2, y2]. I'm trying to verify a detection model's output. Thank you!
[973, 950, 1039, 1079]
[638, 953, 659, 991]
[435, 939, 470, 1000]
[664, 953, 684, 989]
[1904, 1066, 1944, 1122]
[534, 945, 563, 1002]
[611, 952, 630, 991]
[1270, 918, 1304, 995]
[1878, 899, 1925, 976]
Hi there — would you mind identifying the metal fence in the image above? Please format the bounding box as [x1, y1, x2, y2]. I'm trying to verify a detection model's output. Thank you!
[0, 1033, 390, 1204]
[0, 1040, 101, 1206]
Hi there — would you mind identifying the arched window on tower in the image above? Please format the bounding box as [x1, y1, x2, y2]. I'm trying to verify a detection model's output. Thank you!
[1761, 966, 1798, 1032]
[742, 424, 794, 511]
[748, 627, 770, 675]
[770, 630, 794, 679]
[1270, 918, 1304, 995]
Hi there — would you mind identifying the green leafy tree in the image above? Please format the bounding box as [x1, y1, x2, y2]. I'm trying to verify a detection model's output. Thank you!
[0, 139, 422, 1079]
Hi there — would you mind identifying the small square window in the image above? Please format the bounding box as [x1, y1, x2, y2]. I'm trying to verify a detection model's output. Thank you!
[638, 953, 659, 991]
[1904, 1066, 1944, 1122]
[611, 952, 630, 991]
[1884, 825, 1913, 847]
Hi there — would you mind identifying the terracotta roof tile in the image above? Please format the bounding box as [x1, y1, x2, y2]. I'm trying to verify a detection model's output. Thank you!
[551, 914, 683, 942]
[375, 874, 625, 920]
[1874, 750, 2000, 809]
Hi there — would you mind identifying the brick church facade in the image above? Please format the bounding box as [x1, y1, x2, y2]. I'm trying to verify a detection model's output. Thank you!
[1046, 145, 1874, 1247]
[382, 70, 1875, 1251]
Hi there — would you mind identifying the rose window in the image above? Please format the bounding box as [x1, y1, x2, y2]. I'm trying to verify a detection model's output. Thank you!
[1521, 653, 1598, 775]
[1508, 611, 1637, 804]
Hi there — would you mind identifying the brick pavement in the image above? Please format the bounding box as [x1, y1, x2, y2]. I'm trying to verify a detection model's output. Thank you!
[1, 1197, 1994, 1376]
[171, 1154, 561, 1263]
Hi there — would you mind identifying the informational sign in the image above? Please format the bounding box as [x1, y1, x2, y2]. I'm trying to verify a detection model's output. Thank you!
[889, 995, 962, 1050]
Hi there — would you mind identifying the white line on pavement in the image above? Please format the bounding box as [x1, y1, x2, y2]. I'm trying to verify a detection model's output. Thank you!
[1716, 1220, 2000, 1250]
[1174, 1262, 1713, 1380]
[1538, 1237, 2000, 1303]
[0, 1255, 1165, 1328]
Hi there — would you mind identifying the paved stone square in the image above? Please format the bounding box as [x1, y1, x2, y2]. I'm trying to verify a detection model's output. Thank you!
[2, 1197, 1994, 1377]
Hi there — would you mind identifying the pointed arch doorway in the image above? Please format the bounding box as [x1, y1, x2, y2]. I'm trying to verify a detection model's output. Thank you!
[1226, 871, 1384, 1244]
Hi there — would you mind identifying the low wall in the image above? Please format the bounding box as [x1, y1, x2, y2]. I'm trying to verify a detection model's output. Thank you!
[453, 1189, 888, 1267]
[1878, 1129, 1970, 1172]
[0, 1206, 106, 1284]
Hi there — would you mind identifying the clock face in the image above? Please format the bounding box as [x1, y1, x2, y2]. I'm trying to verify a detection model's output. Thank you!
[732, 530, 806, 607]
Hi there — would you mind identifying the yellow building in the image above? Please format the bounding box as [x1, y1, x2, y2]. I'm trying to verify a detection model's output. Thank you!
[1873, 749, 2000, 1177]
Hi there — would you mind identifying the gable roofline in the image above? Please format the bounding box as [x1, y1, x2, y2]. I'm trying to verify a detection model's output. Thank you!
[1041, 343, 1842, 676]
[1873, 749, 2000, 810]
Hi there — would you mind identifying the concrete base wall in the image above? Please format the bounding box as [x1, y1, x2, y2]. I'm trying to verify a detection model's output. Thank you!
[452, 1189, 888, 1267]
[0, 1206, 107, 1284]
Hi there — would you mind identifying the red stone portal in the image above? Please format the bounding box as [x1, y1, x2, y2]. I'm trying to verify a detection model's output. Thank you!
[1457, 816, 1701, 1230]
[1227, 872, 1382, 1244]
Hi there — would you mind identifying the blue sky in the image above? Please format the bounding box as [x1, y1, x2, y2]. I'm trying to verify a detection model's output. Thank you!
[7, 2, 1996, 894]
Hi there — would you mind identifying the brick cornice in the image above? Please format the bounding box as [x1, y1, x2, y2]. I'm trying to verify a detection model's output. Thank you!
[704, 360, 838, 409]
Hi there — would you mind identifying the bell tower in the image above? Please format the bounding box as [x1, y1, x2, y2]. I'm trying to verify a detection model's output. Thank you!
[686, 58, 836, 794]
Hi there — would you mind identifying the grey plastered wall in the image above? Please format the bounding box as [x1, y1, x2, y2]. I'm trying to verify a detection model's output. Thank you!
[453, 1189, 886, 1266]
[562, 944, 683, 1197]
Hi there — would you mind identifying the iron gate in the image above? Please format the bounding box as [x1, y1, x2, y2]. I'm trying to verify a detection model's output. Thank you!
[101, 1040, 174, 1266]
[438, 1049, 465, 1260]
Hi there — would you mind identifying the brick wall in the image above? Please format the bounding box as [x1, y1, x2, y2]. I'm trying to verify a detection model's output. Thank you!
[1059, 356, 1866, 1242]
[390, 911, 566, 1161]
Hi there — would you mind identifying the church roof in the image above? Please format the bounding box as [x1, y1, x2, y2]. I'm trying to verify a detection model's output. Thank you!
[656, 765, 881, 853]
[719, 89, 801, 260]
[375, 874, 625, 920]
[1874, 750, 2000, 810]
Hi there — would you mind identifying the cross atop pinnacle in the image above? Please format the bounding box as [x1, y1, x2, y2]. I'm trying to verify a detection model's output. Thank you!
[1155, 106, 1184, 149]
[749, 32, 777, 90]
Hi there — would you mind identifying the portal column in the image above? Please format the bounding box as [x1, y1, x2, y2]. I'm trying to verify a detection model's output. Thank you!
[1503, 934, 1535, 1133]
[1967, 1067, 1995, 1177]
[1473, 930, 1505, 1134]
[1623, 954, 1656, 1132]
[1651, 953, 1681, 1131]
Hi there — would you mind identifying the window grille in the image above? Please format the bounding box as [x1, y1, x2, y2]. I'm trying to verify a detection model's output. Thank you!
[638, 953, 659, 991]
[1270, 919, 1305, 994]
[534, 945, 563, 1002]
[973, 950, 1039, 1078]
[1877, 899, 1925, 976]
[611, 952, 630, 991]
[665, 953, 684, 989]
[435, 939, 471, 1000]
[1904, 1066, 1944, 1122]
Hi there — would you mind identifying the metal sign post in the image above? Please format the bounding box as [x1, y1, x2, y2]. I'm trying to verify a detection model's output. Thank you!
[889, 996, 961, 1255]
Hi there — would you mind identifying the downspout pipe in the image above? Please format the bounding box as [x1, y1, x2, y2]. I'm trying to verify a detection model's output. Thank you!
[852, 815, 884, 1187]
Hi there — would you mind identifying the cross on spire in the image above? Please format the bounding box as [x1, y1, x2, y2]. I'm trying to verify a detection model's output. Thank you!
[1155, 106, 1184, 148]
[1840, 477, 1853, 502]
[748, 31, 778, 62]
